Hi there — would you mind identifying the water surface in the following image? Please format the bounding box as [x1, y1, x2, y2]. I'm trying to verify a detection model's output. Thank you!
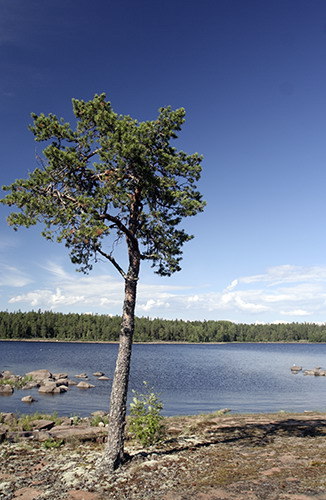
[1, 341, 326, 417]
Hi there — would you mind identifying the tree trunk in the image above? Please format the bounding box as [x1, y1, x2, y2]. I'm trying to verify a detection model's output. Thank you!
[101, 274, 138, 471]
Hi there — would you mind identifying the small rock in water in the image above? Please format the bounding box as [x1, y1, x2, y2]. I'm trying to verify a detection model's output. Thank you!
[93, 371, 104, 377]
[21, 395, 35, 403]
[290, 365, 302, 373]
[77, 381, 95, 389]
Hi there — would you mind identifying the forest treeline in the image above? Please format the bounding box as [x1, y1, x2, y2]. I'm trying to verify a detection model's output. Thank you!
[0, 310, 326, 343]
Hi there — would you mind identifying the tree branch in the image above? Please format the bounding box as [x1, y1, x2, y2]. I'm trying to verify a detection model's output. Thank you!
[96, 247, 127, 280]
[100, 212, 140, 254]
[80, 148, 100, 160]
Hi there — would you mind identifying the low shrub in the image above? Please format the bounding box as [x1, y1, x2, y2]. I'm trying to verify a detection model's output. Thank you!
[128, 381, 165, 447]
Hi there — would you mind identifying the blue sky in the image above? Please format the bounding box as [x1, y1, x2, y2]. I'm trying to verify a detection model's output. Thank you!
[1, 0, 326, 324]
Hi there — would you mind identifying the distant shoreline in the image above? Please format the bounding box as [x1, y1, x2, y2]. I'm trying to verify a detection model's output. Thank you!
[0, 338, 223, 345]
[0, 338, 318, 345]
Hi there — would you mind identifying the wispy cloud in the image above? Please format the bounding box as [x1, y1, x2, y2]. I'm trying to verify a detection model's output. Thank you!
[0, 264, 33, 288]
[231, 265, 326, 287]
[0, 235, 19, 250]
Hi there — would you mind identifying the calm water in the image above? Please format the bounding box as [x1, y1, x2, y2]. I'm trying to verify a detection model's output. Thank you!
[1, 341, 326, 417]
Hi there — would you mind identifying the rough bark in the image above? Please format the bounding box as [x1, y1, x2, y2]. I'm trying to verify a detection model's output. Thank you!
[101, 265, 139, 471]
[100, 186, 142, 471]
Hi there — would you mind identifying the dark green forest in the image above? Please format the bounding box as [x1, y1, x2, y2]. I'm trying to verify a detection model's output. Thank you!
[0, 310, 326, 343]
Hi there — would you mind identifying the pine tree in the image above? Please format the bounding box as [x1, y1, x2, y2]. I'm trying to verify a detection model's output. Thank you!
[1, 93, 205, 471]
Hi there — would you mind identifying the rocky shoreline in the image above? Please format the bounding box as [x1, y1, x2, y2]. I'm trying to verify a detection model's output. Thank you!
[0, 368, 110, 401]
[2, 368, 326, 498]
[2, 411, 326, 499]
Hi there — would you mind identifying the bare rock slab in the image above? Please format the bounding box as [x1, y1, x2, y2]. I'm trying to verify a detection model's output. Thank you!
[13, 486, 43, 499]
[49, 425, 107, 442]
[31, 419, 55, 431]
[66, 490, 101, 500]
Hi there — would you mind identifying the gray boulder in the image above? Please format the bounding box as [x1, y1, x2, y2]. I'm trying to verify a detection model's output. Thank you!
[303, 368, 326, 376]
[55, 378, 69, 386]
[53, 372, 68, 380]
[91, 411, 107, 417]
[22, 381, 39, 390]
[0, 412, 15, 424]
[26, 369, 53, 383]
[38, 382, 64, 393]
[0, 384, 14, 395]
[67, 379, 77, 386]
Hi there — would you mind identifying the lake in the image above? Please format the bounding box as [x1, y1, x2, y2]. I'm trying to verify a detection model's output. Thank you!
[1, 341, 326, 417]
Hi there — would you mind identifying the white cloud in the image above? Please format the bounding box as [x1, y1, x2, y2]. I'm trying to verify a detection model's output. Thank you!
[7, 262, 182, 313]
[6, 261, 326, 322]
[225, 279, 238, 291]
[173, 265, 326, 320]
[280, 309, 312, 316]
[138, 299, 170, 312]
[9, 288, 85, 308]
[233, 295, 269, 313]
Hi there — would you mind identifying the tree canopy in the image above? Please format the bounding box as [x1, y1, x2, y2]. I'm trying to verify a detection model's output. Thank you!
[2, 93, 205, 277]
